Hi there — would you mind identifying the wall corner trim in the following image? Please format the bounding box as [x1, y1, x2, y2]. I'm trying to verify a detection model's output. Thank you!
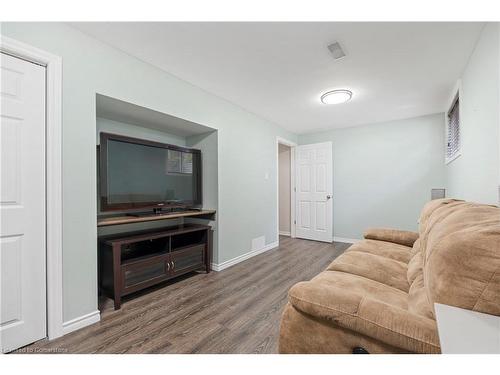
[211, 241, 279, 272]
[61, 310, 101, 336]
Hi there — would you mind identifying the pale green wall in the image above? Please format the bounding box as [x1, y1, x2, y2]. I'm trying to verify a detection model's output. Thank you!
[96, 117, 187, 147]
[1, 22, 297, 322]
[186, 131, 219, 262]
[445, 23, 500, 204]
[299, 113, 446, 240]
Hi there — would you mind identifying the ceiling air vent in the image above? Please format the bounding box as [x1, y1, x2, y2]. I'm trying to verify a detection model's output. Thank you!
[327, 42, 346, 60]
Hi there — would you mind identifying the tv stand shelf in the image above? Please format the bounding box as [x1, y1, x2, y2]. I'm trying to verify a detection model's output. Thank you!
[97, 209, 216, 227]
[99, 223, 213, 309]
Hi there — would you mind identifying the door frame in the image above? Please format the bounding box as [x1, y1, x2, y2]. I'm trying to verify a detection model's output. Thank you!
[1, 36, 63, 340]
[276, 136, 297, 243]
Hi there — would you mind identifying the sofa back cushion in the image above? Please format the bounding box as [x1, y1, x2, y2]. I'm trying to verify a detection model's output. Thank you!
[418, 198, 462, 235]
[420, 200, 500, 316]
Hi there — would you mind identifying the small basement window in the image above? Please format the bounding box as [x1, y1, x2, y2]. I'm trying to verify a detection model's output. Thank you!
[446, 94, 461, 164]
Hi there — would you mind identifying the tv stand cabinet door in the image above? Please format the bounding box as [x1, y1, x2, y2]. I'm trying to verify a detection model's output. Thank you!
[169, 244, 206, 276]
[121, 255, 170, 295]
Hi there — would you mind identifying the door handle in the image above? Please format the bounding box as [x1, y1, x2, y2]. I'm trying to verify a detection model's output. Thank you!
[326, 195, 332, 200]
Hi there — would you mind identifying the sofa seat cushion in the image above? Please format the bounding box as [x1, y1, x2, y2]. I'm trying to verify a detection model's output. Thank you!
[346, 239, 412, 264]
[327, 249, 410, 292]
[310, 271, 408, 309]
[288, 275, 440, 353]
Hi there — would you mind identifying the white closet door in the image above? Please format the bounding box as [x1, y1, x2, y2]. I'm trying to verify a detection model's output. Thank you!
[295, 142, 333, 242]
[1, 52, 46, 352]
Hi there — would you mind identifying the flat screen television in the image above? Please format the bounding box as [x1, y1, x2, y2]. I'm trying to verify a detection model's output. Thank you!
[99, 132, 202, 212]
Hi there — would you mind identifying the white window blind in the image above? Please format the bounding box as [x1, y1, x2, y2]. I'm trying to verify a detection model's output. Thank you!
[446, 96, 460, 162]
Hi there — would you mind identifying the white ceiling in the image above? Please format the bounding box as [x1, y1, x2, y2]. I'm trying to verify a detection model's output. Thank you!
[72, 22, 484, 134]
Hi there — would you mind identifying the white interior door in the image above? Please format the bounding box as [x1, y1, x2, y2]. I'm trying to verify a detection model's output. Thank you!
[296, 142, 333, 242]
[1, 52, 46, 352]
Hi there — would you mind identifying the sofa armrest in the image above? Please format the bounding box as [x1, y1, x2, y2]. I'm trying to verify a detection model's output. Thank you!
[288, 281, 440, 353]
[363, 228, 418, 247]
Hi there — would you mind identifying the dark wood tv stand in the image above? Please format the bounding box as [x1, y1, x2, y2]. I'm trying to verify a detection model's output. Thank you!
[97, 209, 216, 227]
[99, 223, 213, 310]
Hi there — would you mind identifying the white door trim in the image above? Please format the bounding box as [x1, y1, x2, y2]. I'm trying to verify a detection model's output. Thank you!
[276, 136, 297, 244]
[1, 36, 63, 340]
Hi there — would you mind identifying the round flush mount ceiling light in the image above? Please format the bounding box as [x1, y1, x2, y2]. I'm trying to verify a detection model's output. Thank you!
[320, 89, 353, 105]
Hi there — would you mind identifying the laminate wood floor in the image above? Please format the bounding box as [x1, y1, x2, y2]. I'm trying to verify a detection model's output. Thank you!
[20, 237, 349, 354]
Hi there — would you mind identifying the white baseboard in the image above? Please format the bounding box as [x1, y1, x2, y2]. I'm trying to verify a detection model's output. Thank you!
[211, 241, 279, 272]
[62, 310, 100, 335]
[333, 236, 360, 244]
[279, 231, 291, 236]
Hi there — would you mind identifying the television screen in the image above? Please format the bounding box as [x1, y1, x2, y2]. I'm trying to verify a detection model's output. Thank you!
[99, 133, 201, 211]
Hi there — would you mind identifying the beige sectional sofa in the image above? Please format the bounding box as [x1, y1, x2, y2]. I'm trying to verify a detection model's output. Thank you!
[279, 199, 500, 354]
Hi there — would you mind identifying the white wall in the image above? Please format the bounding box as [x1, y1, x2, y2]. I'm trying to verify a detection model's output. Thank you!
[445, 23, 500, 205]
[299, 113, 446, 240]
[1, 23, 297, 323]
[279, 144, 291, 234]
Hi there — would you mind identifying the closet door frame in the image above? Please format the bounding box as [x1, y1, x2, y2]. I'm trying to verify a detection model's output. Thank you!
[1, 35, 63, 340]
